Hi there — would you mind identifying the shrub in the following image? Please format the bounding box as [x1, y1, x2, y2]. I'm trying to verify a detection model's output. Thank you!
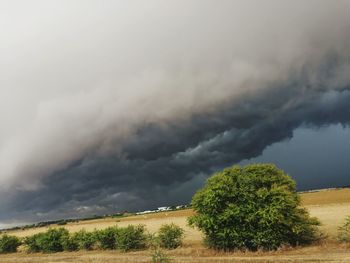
[0, 235, 21, 253]
[24, 228, 69, 253]
[151, 247, 171, 263]
[95, 226, 119, 250]
[338, 216, 350, 242]
[61, 234, 79, 252]
[72, 229, 96, 250]
[117, 225, 147, 251]
[188, 163, 321, 250]
[24, 233, 45, 253]
[40, 228, 69, 253]
[158, 224, 184, 249]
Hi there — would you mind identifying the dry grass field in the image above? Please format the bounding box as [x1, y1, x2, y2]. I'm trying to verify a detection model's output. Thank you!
[1, 188, 350, 262]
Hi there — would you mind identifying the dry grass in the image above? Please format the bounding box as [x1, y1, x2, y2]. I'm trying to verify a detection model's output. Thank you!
[300, 188, 350, 206]
[2, 188, 350, 262]
[300, 188, 350, 239]
[2, 243, 350, 262]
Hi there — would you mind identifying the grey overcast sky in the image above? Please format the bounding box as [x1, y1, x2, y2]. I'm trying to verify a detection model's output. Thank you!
[1, 0, 350, 227]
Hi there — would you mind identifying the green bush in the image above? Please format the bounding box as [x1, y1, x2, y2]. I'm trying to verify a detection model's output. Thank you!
[61, 234, 79, 252]
[0, 234, 21, 253]
[95, 226, 119, 250]
[24, 233, 45, 253]
[117, 225, 147, 252]
[188, 163, 321, 251]
[158, 224, 184, 249]
[338, 216, 350, 242]
[72, 229, 96, 250]
[22, 225, 150, 253]
[23, 228, 69, 253]
[40, 228, 68, 253]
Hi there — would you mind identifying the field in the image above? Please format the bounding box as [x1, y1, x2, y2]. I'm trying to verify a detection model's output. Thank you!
[1, 188, 350, 262]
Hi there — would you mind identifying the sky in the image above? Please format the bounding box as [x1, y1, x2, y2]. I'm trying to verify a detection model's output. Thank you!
[1, 0, 350, 227]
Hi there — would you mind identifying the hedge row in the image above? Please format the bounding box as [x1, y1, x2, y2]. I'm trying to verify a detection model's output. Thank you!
[0, 223, 184, 254]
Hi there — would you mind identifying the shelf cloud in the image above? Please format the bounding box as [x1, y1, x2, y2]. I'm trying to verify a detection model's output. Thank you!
[0, 0, 350, 224]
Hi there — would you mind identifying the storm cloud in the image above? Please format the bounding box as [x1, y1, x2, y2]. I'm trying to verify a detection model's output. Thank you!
[1, 0, 350, 225]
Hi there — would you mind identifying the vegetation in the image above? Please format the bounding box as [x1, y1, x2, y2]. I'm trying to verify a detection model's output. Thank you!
[0, 234, 21, 253]
[338, 216, 350, 242]
[19, 222, 184, 254]
[158, 223, 184, 249]
[117, 225, 147, 251]
[23, 228, 69, 253]
[61, 234, 79, 251]
[90, 224, 148, 251]
[71, 229, 96, 250]
[188, 163, 321, 250]
[95, 226, 119, 250]
[24, 233, 45, 253]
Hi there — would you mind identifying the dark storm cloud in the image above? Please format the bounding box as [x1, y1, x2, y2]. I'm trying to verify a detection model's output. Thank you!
[1, 1, 350, 224]
[2, 56, 350, 223]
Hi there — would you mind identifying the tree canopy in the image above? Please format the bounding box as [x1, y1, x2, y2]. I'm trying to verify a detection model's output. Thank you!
[188, 163, 320, 250]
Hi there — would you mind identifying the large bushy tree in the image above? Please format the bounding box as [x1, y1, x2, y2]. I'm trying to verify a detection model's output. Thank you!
[188, 163, 320, 250]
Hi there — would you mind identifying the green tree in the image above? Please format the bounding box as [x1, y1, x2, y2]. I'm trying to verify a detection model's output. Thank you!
[188, 163, 321, 250]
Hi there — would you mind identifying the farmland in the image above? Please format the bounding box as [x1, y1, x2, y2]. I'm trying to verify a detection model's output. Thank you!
[1, 188, 350, 262]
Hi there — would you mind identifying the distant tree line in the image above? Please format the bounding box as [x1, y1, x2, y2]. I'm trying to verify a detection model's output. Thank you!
[0, 213, 128, 233]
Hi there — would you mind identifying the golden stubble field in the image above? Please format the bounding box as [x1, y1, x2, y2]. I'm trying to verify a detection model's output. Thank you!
[1, 188, 350, 262]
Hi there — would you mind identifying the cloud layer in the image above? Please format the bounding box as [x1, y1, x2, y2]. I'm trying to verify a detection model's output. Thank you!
[1, 0, 350, 224]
